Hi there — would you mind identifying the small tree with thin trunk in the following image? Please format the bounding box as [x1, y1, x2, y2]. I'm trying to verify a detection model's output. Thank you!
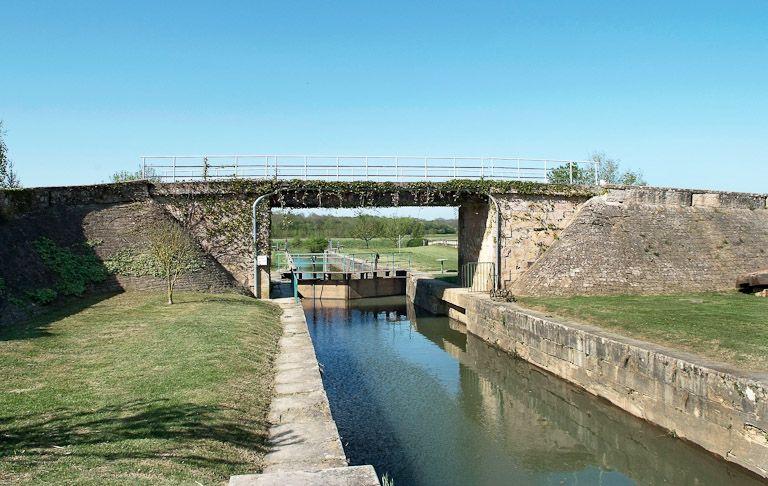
[147, 221, 199, 304]
[0, 121, 21, 189]
[351, 214, 383, 248]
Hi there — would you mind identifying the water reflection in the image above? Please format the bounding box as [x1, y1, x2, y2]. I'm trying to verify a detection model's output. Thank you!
[304, 297, 762, 486]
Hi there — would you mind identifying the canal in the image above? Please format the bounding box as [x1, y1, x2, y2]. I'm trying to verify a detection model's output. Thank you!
[304, 296, 762, 486]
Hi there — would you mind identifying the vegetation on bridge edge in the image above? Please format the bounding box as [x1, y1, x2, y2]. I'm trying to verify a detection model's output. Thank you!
[161, 178, 602, 198]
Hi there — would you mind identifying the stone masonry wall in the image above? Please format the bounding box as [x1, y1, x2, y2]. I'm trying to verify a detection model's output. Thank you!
[4, 181, 768, 305]
[407, 276, 768, 479]
[513, 187, 768, 296]
[84, 201, 244, 293]
[0, 200, 244, 325]
[160, 197, 255, 290]
[459, 194, 589, 290]
[497, 194, 588, 286]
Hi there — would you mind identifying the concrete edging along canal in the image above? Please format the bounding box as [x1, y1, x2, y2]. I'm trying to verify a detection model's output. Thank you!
[407, 275, 768, 479]
[229, 297, 380, 486]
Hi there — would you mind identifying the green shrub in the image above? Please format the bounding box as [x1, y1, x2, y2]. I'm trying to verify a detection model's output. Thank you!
[290, 237, 303, 250]
[105, 249, 160, 276]
[410, 222, 425, 240]
[27, 288, 57, 305]
[305, 237, 329, 253]
[33, 237, 108, 297]
[405, 238, 424, 247]
[8, 295, 27, 308]
[105, 248, 203, 277]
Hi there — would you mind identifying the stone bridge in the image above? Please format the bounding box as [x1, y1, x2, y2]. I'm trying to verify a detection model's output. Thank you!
[1, 179, 768, 316]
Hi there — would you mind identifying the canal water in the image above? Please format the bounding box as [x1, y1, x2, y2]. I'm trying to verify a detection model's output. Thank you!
[304, 296, 762, 486]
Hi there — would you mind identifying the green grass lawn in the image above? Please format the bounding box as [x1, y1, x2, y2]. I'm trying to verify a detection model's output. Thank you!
[338, 242, 458, 273]
[0, 292, 282, 485]
[518, 292, 768, 371]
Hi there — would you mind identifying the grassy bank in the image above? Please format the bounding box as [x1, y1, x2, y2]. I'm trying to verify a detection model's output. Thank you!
[340, 244, 458, 273]
[518, 292, 768, 370]
[0, 292, 282, 485]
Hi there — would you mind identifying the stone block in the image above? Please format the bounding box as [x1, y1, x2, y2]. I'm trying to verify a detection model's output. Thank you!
[230, 465, 380, 486]
[692, 193, 721, 207]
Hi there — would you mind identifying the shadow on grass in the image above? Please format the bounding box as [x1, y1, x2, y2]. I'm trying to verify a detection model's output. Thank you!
[170, 295, 262, 307]
[0, 398, 292, 469]
[0, 290, 122, 343]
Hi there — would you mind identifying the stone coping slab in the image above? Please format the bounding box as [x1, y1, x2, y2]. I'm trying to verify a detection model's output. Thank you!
[230, 465, 380, 486]
[229, 297, 380, 485]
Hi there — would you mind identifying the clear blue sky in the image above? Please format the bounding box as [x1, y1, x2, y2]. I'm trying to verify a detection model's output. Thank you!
[2, 0, 767, 195]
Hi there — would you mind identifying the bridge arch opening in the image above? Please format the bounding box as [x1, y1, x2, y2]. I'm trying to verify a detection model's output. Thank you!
[239, 182, 591, 300]
[264, 204, 465, 300]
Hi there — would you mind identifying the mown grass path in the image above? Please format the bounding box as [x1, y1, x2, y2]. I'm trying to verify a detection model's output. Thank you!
[329, 238, 458, 273]
[519, 292, 768, 371]
[0, 292, 281, 485]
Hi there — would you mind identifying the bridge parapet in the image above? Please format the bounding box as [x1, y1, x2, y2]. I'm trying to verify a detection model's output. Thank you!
[140, 154, 597, 184]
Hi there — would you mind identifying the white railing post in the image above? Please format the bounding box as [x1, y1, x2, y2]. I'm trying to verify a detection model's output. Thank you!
[594, 159, 600, 185]
[544, 160, 548, 181]
[304, 156, 308, 180]
[453, 157, 457, 178]
[365, 156, 369, 180]
[424, 157, 428, 180]
[172, 156, 177, 182]
[336, 157, 340, 180]
[141, 157, 146, 179]
[517, 158, 521, 180]
[480, 158, 484, 179]
[234, 156, 239, 178]
[274, 155, 278, 179]
[395, 157, 399, 182]
[569, 161, 573, 184]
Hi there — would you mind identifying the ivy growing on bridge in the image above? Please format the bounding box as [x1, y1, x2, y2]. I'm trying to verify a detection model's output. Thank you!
[158, 178, 600, 255]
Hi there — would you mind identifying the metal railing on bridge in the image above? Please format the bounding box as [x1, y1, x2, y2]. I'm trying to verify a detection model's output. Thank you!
[139, 154, 598, 184]
[461, 261, 497, 293]
[278, 251, 412, 280]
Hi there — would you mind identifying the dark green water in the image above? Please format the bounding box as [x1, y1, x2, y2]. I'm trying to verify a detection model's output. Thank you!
[304, 297, 763, 486]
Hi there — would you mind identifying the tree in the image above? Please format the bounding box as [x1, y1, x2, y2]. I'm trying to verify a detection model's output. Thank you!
[547, 163, 591, 185]
[146, 221, 199, 304]
[548, 152, 646, 186]
[0, 122, 20, 188]
[384, 217, 410, 246]
[350, 214, 383, 248]
[410, 222, 425, 240]
[110, 167, 160, 183]
[290, 237, 303, 250]
[305, 237, 329, 253]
